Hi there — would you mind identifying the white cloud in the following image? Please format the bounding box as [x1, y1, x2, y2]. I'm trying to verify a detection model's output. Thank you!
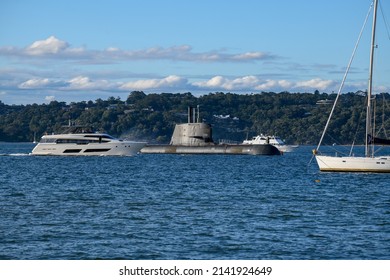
[25, 36, 69, 55]
[254, 80, 275, 91]
[121, 75, 188, 90]
[193, 75, 336, 92]
[194, 75, 261, 90]
[19, 78, 51, 89]
[375, 85, 388, 93]
[0, 36, 277, 63]
[294, 78, 334, 90]
[229, 76, 260, 89]
[194, 75, 265, 91]
[17, 77, 69, 90]
[232, 52, 271, 61]
[45, 96, 56, 102]
[193, 76, 227, 88]
[67, 76, 111, 90]
[68, 76, 91, 88]
[13, 74, 339, 94]
[106, 47, 120, 52]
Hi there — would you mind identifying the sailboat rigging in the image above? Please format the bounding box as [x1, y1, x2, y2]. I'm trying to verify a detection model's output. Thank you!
[313, 0, 390, 172]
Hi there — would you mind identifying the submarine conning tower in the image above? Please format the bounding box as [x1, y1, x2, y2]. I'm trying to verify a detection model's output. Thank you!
[170, 106, 214, 146]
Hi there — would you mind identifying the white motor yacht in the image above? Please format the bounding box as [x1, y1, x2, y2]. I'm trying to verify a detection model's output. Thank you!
[243, 134, 298, 153]
[31, 126, 146, 156]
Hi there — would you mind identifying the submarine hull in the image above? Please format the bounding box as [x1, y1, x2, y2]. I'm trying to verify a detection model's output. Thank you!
[141, 144, 281, 155]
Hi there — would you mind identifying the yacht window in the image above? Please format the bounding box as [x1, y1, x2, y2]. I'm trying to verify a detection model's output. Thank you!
[56, 139, 89, 144]
[55, 138, 111, 144]
[84, 148, 111, 153]
[84, 134, 115, 140]
[40, 138, 56, 143]
[63, 149, 82, 153]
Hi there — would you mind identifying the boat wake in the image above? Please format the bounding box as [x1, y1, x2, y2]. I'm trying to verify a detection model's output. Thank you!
[0, 153, 31, 156]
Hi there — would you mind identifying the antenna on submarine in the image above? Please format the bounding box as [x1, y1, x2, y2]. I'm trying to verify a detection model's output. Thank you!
[197, 105, 200, 123]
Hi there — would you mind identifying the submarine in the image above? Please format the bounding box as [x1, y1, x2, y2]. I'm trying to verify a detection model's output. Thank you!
[140, 107, 281, 156]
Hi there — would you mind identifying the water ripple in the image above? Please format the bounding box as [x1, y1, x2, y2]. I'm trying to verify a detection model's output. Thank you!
[1, 143, 390, 259]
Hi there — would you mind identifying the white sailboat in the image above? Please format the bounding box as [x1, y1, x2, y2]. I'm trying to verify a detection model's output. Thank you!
[314, 0, 390, 172]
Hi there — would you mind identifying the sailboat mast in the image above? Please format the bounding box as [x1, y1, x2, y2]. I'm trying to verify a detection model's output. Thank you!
[366, 0, 378, 157]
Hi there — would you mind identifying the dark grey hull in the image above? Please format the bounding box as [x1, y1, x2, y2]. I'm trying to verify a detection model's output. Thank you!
[141, 144, 281, 155]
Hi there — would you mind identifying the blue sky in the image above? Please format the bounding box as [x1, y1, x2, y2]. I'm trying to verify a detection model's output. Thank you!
[1, 0, 389, 104]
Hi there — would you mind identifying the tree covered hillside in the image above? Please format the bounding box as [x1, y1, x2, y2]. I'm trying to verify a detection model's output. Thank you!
[1, 91, 389, 145]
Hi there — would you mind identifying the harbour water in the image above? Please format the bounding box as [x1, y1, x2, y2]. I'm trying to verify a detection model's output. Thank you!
[1, 142, 389, 259]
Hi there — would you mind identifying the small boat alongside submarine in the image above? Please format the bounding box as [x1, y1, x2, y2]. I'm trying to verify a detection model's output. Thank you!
[141, 107, 281, 156]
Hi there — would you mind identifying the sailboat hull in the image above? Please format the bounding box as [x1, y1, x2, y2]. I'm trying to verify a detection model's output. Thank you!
[316, 155, 390, 173]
